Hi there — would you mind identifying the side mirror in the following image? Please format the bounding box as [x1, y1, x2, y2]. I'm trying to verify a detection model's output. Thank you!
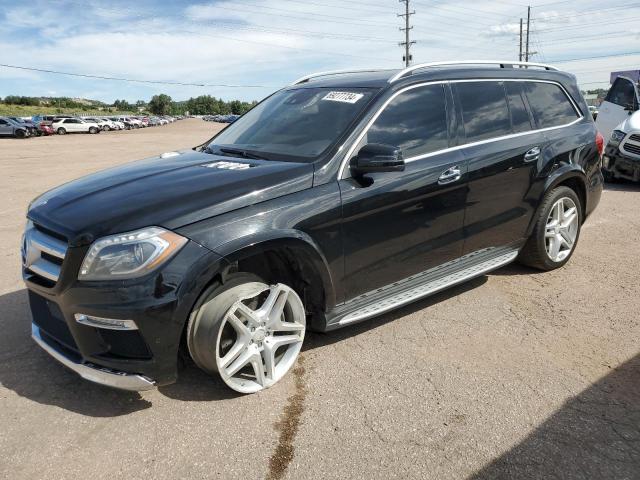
[624, 103, 636, 113]
[351, 143, 405, 176]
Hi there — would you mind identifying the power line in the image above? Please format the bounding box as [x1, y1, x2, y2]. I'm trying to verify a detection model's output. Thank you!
[0, 63, 271, 88]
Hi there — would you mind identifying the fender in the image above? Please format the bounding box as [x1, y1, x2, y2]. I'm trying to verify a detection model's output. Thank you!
[212, 229, 337, 312]
[525, 165, 587, 237]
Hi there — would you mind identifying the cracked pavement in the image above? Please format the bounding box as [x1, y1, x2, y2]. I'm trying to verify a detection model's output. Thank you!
[1, 119, 639, 479]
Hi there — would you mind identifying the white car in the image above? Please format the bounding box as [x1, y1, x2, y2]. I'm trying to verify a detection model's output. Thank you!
[118, 116, 143, 128]
[106, 118, 126, 130]
[52, 118, 101, 135]
[596, 75, 639, 143]
[84, 117, 116, 131]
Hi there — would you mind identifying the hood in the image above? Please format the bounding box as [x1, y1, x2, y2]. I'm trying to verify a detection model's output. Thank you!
[28, 150, 314, 246]
[617, 110, 640, 133]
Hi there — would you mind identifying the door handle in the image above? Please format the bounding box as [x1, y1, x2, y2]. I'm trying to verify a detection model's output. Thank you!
[438, 165, 462, 185]
[524, 146, 541, 162]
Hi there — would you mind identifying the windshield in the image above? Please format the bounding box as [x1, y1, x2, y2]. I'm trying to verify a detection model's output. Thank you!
[206, 87, 377, 162]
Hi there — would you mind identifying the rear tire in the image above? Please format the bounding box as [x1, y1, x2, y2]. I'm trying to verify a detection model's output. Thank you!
[518, 186, 582, 271]
[57, 128, 66, 135]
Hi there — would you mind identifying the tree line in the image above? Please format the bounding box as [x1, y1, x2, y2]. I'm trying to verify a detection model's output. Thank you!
[148, 94, 258, 116]
[1, 94, 258, 115]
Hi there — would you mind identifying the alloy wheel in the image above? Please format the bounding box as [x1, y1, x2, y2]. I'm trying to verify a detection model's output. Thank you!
[216, 283, 305, 394]
[545, 197, 579, 262]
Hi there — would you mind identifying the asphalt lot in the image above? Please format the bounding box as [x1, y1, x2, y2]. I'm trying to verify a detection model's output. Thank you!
[1, 118, 639, 479]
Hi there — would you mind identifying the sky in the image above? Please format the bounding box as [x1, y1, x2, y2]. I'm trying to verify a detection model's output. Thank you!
[0, 0, 638, 104]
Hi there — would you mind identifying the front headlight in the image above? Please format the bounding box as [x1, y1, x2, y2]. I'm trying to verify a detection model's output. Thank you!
[79, 227, 187, 281]
[609, 130, 626, 147]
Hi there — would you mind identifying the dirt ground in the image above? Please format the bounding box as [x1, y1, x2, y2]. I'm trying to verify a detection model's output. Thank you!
[1, 119, 638, 480]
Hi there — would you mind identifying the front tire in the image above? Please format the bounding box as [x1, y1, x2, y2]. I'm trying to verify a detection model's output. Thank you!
[89, 127, 98, 134]
[518, 186, 582, 271]
[15, 129, 26, 139]
[186, 273, 306, 394]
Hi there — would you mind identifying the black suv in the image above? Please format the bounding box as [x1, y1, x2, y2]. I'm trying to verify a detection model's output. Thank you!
[23, 61, 603, 394]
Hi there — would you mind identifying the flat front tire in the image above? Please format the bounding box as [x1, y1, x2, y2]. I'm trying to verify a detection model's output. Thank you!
[187, 273, 306, 394]
[518, 186, 582, 271]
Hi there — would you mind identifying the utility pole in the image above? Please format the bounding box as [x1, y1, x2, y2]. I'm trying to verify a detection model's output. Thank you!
[525, 5, 531, 62]
[519, 18, 523, 62]
[398, 0, 415, 67]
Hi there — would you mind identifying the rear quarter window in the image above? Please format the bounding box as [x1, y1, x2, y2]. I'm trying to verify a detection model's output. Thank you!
[523, 82, 579, 129]
[505, 82, 533, 133]
[455, 81, 512, 143]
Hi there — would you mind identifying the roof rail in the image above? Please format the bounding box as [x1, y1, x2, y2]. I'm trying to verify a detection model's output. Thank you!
[388, 60, 559, 83]
[290, 69, 390, 86]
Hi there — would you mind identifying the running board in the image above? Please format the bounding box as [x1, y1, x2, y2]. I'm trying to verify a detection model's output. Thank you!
[326, 247, 519, 329]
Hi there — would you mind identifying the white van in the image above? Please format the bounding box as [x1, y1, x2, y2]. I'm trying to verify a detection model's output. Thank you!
[595, 75, 640, 143]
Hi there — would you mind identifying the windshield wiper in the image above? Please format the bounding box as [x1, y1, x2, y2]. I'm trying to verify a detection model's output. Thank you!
[216, 147, 269, 161]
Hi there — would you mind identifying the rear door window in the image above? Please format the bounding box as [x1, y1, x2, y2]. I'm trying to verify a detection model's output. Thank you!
[523, 82, 579, 128]
[505, 82, 533, 133]
[455, 81, 512, 143]
[365, 84, 449, 158]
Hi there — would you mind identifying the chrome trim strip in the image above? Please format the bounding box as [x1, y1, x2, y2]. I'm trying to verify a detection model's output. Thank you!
[29, 259, 61, 282]
[31, 323, 155, 391]
[339, 78, 583, 179]
[75, 313, 139, 331]
[337, 250, 518, 326]
[30, 229, 67, 259]
[389, 60, 559, 83]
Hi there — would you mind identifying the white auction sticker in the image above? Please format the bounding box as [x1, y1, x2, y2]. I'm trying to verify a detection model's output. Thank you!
[322, 91, 364, 104]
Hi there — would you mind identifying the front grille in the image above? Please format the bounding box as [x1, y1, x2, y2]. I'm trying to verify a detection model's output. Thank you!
[23, 223, 68, 285]
[623, 142, 640, 156]
[629, 134, 640, 142]
[29, 291, 79, 353]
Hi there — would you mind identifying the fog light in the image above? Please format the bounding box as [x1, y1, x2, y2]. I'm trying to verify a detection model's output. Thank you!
[74, 313, 138, 331]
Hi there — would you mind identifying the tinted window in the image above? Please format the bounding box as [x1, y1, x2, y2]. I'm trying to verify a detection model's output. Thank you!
[505, 82, 532, 133]
[456, 82, 511, 142]
[605, 78, 637, 108]
[209, 87, 376, 162]
[523, 82, 579, 128]
[0, 120, 7, 125]
[365, 84, 448, 158]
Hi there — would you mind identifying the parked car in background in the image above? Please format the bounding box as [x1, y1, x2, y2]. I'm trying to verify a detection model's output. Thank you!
[84, 117, 115, 131]
[596, 75, 639, 143]
[118, 116, 142, 128]
[601, 109, 640, 182]
[52, 118, 100, 135]
[588, 105, 598, 120]
[37, 123, 55, 136]
[23, 61, 602, 394]
[8, 117, 38, 136]
[0, 116, 30, 138]
[106, 117, 125, 130]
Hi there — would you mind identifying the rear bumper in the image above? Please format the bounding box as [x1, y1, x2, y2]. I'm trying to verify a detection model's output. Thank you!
[32, 323, 156, 391]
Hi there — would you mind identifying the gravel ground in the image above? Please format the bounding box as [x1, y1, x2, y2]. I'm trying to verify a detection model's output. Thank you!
[1, 119, 638, 480]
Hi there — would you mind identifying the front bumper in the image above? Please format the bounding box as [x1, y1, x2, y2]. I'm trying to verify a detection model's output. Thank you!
[32, 323, 156, 391]
[25, 237, 228, 390]
[603, 145, 640, 182]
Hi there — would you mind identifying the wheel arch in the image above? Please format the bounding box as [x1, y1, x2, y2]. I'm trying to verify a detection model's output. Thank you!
[215, 230, 336, 328]
[526, 168, 588, 237]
